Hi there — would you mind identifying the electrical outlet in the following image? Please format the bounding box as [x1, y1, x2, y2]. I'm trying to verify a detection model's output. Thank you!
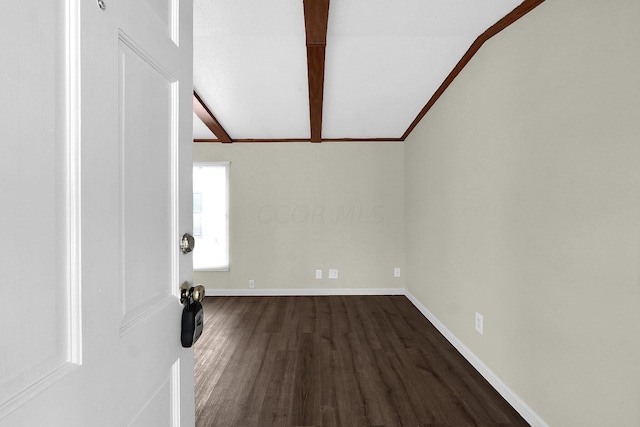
[475, 312, 484, 335]
[328, 269, 338, 279]
[315, 269, 322, 279]
[394, 267, 401, 278]
[249, 279, 255, 289]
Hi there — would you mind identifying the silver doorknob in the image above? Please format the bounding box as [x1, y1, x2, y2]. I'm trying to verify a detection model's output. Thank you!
[180, 233, 195, 254]
[180, 282, 206, 304]
[192, 285, 205, 303]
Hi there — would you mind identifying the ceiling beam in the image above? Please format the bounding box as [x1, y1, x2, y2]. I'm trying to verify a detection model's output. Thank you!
[303, 0, 330, 142]
[193, 91, 233, 143]
[401, 0, 546, 140]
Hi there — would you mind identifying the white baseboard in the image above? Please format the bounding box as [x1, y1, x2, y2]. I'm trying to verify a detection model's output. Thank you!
[204, 287, 405, 297]
[403, 290, 549, 427]
[202, 286, 548, 426]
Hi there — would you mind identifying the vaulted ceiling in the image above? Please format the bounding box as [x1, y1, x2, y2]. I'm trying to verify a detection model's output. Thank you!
[193, 0, 543, 143]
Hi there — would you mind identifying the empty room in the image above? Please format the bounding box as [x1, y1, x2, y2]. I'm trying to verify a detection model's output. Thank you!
[191, 1, 640, 426]
[3, 0, 638, 426]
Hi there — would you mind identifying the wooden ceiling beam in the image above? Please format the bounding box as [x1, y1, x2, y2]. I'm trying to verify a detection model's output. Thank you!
[193, 91, 233, 143]
[401, 0, 546, 140]
[303, 0, 330, 142]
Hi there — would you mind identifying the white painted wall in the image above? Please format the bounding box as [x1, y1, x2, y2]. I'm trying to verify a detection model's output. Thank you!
[405, 1, 640, 425]
[194, 142, 405, 293]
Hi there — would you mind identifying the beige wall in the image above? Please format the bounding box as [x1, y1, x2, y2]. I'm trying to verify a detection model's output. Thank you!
[194, 142, 405, 292]
[405, 1, 640, 426]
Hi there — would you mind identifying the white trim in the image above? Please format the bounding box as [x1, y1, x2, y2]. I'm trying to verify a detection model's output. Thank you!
[170, 0, 180, 46]
[193, 161, 231, 166]
[205, 287, 405, 297]
[0, 360, 77, 419]
[404, 290, 549, 427]
[65, 0, 82, 366]
[202, 286, 548, 426]
[170, 359, 180, 427]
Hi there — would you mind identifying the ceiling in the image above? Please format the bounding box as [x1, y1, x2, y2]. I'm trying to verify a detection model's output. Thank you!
[193, 0, 542, 143]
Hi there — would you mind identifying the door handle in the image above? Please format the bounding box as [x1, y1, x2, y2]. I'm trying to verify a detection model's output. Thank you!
[180, 282, 205, 304]
[192, 284, 205, 303]
[180, 233, 195, 254]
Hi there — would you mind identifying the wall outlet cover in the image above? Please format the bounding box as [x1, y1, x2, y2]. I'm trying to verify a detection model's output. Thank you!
[475, 312, 483, 335]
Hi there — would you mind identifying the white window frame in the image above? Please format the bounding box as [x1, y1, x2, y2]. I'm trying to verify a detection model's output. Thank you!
[192, 162, 230, 271]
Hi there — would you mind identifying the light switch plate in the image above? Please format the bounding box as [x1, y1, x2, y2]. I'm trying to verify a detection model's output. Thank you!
[475, 312, 483, 334]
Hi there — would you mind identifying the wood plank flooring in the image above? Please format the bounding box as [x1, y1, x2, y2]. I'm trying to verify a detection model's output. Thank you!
[194, 296, 529, 427]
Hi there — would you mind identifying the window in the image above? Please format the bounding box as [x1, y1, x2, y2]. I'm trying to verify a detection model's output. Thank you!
[192, 162, 229, 271]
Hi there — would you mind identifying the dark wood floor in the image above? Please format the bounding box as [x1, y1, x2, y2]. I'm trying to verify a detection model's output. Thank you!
[194, 295, 528, 427]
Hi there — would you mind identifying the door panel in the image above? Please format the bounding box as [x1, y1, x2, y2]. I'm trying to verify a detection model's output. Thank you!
[143, 0, 178, 43]
[0, 0, 194, 425]
[126, 363, 177, 427]
[119, 35, 175, 330]
[0, 0, 80, 418]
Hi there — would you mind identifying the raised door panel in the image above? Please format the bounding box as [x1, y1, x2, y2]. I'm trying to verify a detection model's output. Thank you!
[118, 35, 176, 334]
[0, 0, 80, 417]
[126, 361, 181, 427]
[144, 0, 180, 45]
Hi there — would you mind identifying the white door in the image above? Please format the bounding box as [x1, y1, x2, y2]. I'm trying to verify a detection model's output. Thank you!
[0, 0, 194, 425]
